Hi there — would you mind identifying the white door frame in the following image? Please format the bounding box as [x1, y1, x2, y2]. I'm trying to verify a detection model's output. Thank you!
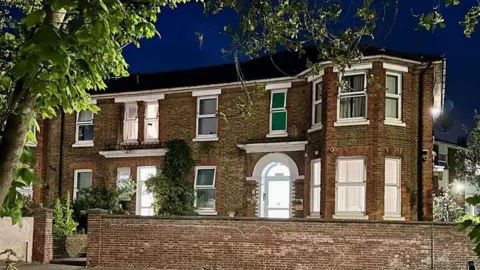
[136, 166, 156, 215]
[261, 175, 292, 218]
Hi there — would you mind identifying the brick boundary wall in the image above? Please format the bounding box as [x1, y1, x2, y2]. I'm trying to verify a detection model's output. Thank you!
[32, 208, 53, 263]
[87, 214, 479, 269]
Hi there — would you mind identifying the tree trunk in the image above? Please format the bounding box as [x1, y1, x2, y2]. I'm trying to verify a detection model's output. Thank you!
[0, 80, 35, 206]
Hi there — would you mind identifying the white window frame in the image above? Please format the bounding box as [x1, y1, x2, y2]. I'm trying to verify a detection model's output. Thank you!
[75, 111, 94, 145]
[310, 159, 321, 217]
[73, 169, 93, 200]
[268, 89, 288, 137]
[123, 103, 138, 142]
[384, 157, 402, 219]
[116, 167, 131, 186]
[385, 71, 403, 124]
[335, 72, 369, 126]
[334, 157, 368, 219]
[144, 102, 159, 142]
[310, 80, 323, 131]
[195, 96, 218, 141]
[136, 166, 156, 216]
[194, 166, 217, 215]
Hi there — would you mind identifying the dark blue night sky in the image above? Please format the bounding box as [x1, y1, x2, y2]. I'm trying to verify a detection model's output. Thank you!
[122, 1, 480, 143]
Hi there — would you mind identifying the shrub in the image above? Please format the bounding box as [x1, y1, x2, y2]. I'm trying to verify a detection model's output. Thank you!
[117, 177, 135, 198]
[53, 193, 78, 239]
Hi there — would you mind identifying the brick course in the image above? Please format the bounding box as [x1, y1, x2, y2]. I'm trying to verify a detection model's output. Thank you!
[87, 215, 478, 269]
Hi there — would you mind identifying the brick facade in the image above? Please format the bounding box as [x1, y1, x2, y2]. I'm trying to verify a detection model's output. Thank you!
[32, 209, 53, 263]
[32, 57, 442, 221]
[87, 214, 478, 269]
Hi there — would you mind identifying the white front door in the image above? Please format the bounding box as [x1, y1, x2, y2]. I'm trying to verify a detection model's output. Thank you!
[136, 166, 156, 216]
[262, 176, 291, 218]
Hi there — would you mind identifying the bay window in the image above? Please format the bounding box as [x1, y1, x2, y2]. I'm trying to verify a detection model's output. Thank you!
[144, 102, 159, 141]
[124, 103, 138, 141]
[335, 157, 367, 218]
[385, 72, 402, 122]
[194, 167, 216, 215]
[338, 73, 367, 121]
[384, 158, 402, 219]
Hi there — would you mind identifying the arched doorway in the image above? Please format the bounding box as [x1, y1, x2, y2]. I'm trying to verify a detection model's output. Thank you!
[260, 162, 291, 218]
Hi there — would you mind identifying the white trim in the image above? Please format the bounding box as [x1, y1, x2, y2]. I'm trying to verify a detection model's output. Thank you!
[72, 142, 94, 148]
[312, 80, 323, 127]
[99, 148, 167, 158]
[246, 177, 260, 181]
[310, 159, 321, 216]
[266, 133, 288, 138]
[250, 153, 300, 180]
[266, 82, 291, 90]
[194, 166, 217, 214]
[334, 120, 370, 127]
[333, 214, 369, 220]
[114, 94, 165, 103]
[196, 95, 218, 139]
[385, 157, 402, 218]
[136, 166, 156, 216]
[383, 63, 409, 73]
[308, 125, 323, 133]
[237, 141, 308, 153]
[307, 70, 324, 82]
[383, 216, 405, 221]
[384, 120, 406, 127]
[192, 89, 221, 97]
[385, 71, 403, 122]
[334, 62, 373, 72]
[91, 99, 97, 105]
[73, 169, 93, 200]
[193, 137, 219, 142]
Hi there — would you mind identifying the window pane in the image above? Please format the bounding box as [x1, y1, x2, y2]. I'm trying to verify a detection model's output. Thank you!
[339, 96, 366, 118]
[199, 117, 217, 135]
[315, 83, 322, 101]
[127, 106, 138, 119]
[199, 99, 217, 115]
[385, 159, 400, 185]
[117, 168, 130, 181]
[267, 180, 290, 208]
[338, 159, 364, 183]
[196, 169, 215, 185]
[78, 111, 93, 122]
[140, 184, 154, 207]
[267, 163, 290, 176]
[146, 103, 158, 118]
[386, 75, 398, 94]
[271, 92, 286, 109]
[196, 189, 216, 209]
[124, 121, 138, 140]
[342, 74, 365, 93]
[385, 186, 399, 214]
[337, 186, 365, 212]
[312, 161, 321, 185]
[314, 103, 322, 124]
[312, 187, 321, 213]
[386, 97, 399, 118]
[145, 120, 158, 139]
[271, 111, 287, 131]
[77, 172, 92, 189]
[78, 125, 93, 141]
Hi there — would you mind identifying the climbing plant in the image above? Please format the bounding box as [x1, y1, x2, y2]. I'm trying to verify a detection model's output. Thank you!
[146, 140, 196, 216]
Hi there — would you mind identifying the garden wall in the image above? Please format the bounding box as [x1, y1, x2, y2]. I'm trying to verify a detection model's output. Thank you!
[87, 214, 479, 269]
[0, 217, 34, 262]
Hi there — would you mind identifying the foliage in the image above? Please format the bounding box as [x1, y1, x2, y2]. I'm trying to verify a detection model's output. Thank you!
[73, 187, 123, 214]
[433, 184, 465, 222]
[53, 192, 78, 239]
[117, 177, 135, 198]
[146, 140, 196, 215]
[19, 194, 34, 217]
[1, 249, 18, 270]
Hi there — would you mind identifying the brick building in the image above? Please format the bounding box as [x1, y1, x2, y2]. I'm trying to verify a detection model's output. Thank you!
[29, 46, 445, 221]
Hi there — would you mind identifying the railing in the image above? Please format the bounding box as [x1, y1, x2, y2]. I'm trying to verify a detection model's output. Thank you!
[103, 141, 166, 151]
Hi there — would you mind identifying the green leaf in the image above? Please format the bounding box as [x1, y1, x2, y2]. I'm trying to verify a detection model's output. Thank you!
[24, 10, 46, 30]
[98, 0, 109, 13]
[40, 45, 67, 67]
[466, 195, 480, 206]
[459, 219, 473, 231]
[32, 25, 61, 46]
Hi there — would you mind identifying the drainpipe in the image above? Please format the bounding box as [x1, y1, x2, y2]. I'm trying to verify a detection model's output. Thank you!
[58, 110, 65, 198]
[417, 61, 432, 221]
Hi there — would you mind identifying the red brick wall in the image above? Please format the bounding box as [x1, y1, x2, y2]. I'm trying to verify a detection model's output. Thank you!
[87, 215, 478, 269]
[32, 209, 53, 263]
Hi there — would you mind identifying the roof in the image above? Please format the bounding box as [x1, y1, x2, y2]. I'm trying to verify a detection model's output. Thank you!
[96, 45, 444, 95]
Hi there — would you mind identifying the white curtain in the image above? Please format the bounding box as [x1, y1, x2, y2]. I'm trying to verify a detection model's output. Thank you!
[385, 158, 400, 215]
[337, 159, 366, 213]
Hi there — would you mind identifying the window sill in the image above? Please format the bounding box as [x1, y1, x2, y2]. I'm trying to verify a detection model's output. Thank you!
[308, 125, 323, 133]
[332, 214, 369, 220]
[307, 213, 321, 218]
[266, 132, 288, 138]
[72, 142, 94, 148]
[142, 139, 160, 144]
[197, 209, 218, 216]
[334, 120, 370, 127]
[383, 216, 405, 221]
[121, 140, 139, 145]
[384, 120, 406, 127]
[193, 137, 219, 142]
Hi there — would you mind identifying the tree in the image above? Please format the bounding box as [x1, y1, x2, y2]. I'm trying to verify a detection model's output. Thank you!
[433, 184, 465, 222]
[1, 0, 480, 224]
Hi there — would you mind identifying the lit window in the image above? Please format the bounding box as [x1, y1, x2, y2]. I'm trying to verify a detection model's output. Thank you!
[386, 72, 402, 121]
[311, 159, 321, 216]
[194, 167, 216, 214]
[74, 169, 93, 200]
[136, 166, 155, 216]
[385, 158, 401, 218]
[270, 90, 287, 134]
[196, 97, 218, 138]
[312, 81, 322, 127]
[76, 111, 93, 143]
[335, 157, 366, 216]
[338, 73, 367, 120]
[124, 103, 138, 141]
[144, 102, 159, 141]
